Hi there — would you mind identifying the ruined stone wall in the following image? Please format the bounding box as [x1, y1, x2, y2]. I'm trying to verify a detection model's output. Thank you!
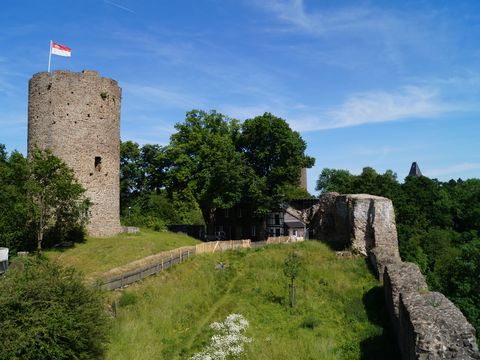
[311, 192, 479, 358]
[375, 256, 480, 359]
[28, 70, 122, 237]
[312, 193, 400, 257]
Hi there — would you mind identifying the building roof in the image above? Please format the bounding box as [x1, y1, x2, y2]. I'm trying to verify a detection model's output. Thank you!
[284, 220, 305, 228]
[408, 162, 422, 177]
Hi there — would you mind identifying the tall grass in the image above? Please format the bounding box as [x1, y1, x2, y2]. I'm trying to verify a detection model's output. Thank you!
[45, 228, 201, 277]
[106, 241, 396, 359]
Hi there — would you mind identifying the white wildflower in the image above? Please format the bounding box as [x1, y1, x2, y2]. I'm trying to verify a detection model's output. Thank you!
[190, 313, 252, 360]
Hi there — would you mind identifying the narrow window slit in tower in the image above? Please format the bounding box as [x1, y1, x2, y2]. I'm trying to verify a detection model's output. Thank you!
[95, 156, 102, 172]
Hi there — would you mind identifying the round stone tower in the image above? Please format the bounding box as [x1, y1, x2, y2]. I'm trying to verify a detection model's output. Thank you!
[28, 70, 123, 237]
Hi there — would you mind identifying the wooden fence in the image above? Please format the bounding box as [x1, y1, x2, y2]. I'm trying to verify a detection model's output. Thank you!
[95, 246, 196, 290]
[94, 237, 301, 291]
[266, 236, 305, 244]
[195, 239, 251, 254]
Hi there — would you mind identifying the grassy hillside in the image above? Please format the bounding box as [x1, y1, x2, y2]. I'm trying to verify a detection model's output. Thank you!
[46, 229, 201, 278]
[106, 241, 396, 360]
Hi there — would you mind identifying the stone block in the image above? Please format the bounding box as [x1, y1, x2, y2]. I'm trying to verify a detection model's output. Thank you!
[399, 291, 480, 359]
[383, 262, 428, 337]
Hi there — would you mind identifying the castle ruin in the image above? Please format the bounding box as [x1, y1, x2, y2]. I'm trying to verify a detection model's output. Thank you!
[27, 70, 123, 237]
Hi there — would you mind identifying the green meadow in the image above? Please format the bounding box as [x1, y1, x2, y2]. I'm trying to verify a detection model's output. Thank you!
[45, 229, 201, 279]
[105, 241, 396, 360]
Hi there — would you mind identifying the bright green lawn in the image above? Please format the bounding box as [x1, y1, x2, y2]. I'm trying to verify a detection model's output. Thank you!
[46, 229, 200, 278]
[106, 241, 396, 360]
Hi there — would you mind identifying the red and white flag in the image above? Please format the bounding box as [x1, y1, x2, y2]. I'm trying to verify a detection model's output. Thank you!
[51, 41, 71, 57]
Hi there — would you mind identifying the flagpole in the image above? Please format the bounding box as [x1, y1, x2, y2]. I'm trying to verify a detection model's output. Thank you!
[48, 40, 52, 73]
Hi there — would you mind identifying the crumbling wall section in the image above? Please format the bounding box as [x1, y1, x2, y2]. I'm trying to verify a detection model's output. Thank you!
[311, 192, 479, 359]
[383, 261, 479, 359]
[313, 193, 399, 256]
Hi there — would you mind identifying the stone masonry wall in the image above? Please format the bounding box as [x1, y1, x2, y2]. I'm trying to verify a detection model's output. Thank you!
[311, 192, 479, 358]
[28, 70, 123, 237]
[313, 193, 400, 257]
[379, 259, 480, 359]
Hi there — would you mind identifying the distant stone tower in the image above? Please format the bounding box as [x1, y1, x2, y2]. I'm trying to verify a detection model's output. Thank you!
[408, 162, 422, 177]
[28, 70, 123, 237]
[299, 167, 307, 191]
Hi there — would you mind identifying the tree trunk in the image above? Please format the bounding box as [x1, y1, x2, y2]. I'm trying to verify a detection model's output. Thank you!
[202, 207, 216, 238]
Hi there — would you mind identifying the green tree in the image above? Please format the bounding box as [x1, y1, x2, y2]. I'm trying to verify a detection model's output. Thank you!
[28, 148, 90, 251]
[283, 251, 303, 307]
[120, 141, 144, 209]
[165, 110, 247, 226]
[316, 168, 354, 194]
[0, 150, 34, 252]
[141, 143, 167, 193]
[0, 258, 109, 359]
[237, 113, 315, 215]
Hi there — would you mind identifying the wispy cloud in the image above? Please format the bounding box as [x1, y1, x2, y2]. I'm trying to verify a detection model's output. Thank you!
[426, 163, 480, 177]
[326, 86, 454, 128]
[288, 85, 463, 131]
[123, 83, 205, 109]
[218, 105, 273, 121]
[253, 0, 442, 70]
[255, 0, 422, 38]
[353, 144, 425, 158]
[103, 0, 135, 13]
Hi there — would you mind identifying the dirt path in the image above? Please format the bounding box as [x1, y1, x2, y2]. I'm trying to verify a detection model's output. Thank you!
[176, 269, 243, 359]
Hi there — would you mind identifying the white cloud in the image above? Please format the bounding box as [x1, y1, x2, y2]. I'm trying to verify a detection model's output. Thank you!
[288, 85, 461, 131]
[103, 0, 135, 13]
[254, 0, 441, 70]
[260, 0, 319, 33]
[122, 83, 205, 109]
[425, 163, 480, 178]
[256, 0, 404, 36]
[218, 105, 273, 121]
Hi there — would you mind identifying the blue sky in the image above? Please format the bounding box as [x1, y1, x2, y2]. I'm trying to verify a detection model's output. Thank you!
[1, 0, 479, 194]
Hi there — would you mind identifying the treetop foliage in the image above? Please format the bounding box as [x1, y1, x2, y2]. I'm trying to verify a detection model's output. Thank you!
[120, 110, 315, 225]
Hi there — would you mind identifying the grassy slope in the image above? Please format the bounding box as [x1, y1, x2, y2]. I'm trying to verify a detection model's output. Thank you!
[46, 229, 201, 278]
[106, 241, 396, 360]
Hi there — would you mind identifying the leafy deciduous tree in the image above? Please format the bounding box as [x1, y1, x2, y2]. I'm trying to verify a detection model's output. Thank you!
[28, 148, 90, 251]
[165, 110, 247, 226]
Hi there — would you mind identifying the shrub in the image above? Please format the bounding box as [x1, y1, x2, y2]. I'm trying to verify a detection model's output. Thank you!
[119, 292, 137, 307]
[0, 258, 109, 359]
[300, 314, 321, 329]
[152, 219, 166, 232]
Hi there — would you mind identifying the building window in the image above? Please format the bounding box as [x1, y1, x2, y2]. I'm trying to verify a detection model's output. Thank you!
[275, 228, 281, 237]
[251, 225, 256, 236]
[275, 214, 280, 225]
[225, 209, 229, 218]
[94, 156, 102, 171]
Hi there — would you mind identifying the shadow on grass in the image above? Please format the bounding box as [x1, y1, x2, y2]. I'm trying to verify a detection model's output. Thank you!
[315, 238, 347, 251]
[360, 286, 400, 360]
